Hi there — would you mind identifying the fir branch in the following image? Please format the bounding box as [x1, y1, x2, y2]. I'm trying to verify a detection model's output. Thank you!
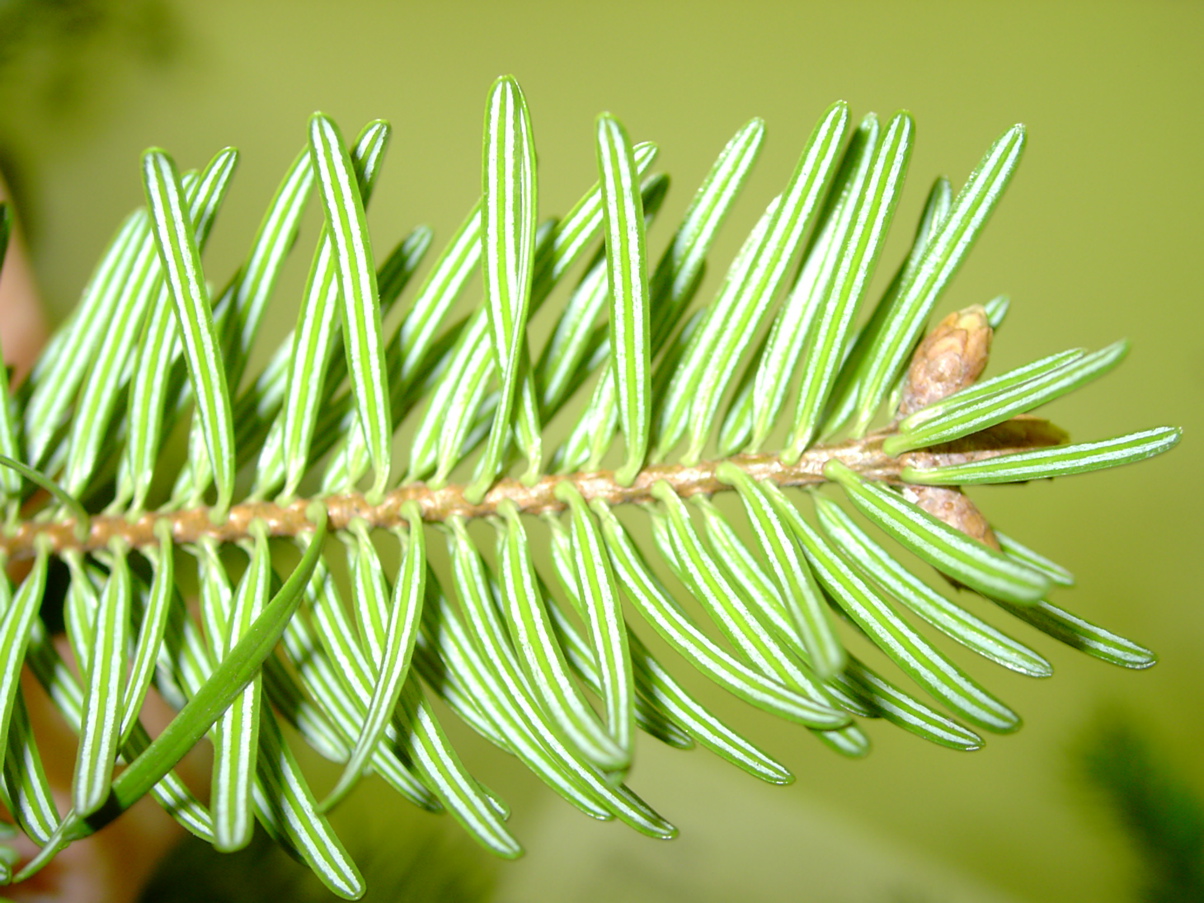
[0, 76, 1183, 897]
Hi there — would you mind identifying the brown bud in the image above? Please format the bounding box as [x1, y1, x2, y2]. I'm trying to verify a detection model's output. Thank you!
[902, 484, 1000, 550]
[900, 417, 1069, 471]
[897, 305, 992, 417]
[897, 305, 998, 550]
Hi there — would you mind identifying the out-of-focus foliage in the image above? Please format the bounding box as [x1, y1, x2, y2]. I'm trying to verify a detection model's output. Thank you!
[0, 0, 178, 103]
[0, 0, 180, 232]
[1079, 714, 1204, 903]
[139, 828, 497, 903]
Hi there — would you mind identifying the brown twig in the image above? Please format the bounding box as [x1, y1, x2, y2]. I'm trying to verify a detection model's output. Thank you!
[0, 418, 1066, 562]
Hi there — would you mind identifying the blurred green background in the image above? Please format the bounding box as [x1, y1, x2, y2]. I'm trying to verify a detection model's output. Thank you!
[2, 1, 1201, 900]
